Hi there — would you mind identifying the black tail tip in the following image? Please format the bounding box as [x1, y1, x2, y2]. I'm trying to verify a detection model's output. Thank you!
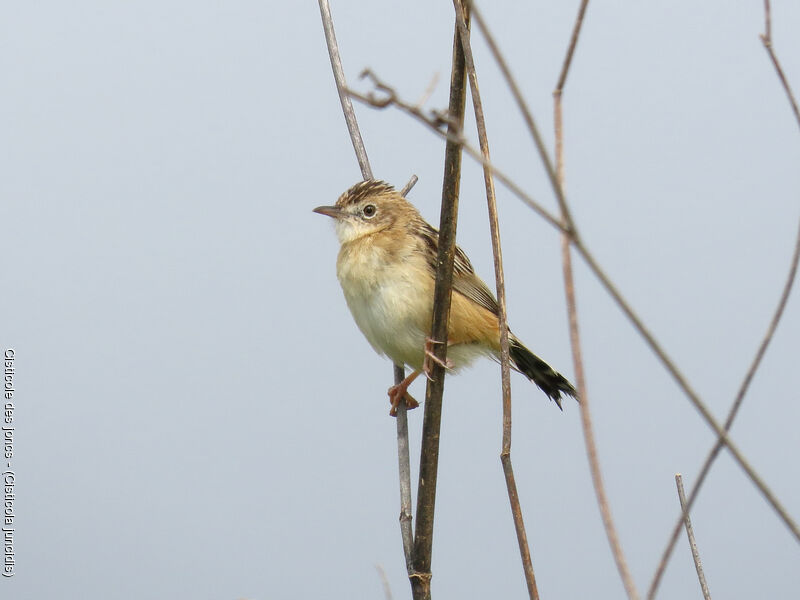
[545, 375, 576, 411]
[509, 339, 577, 410]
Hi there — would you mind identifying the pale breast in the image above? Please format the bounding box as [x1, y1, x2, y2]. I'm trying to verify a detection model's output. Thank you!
[336, 240, 432, 370]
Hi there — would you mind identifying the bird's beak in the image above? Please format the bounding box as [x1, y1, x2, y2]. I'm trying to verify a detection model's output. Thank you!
[313, 205, 347, 220]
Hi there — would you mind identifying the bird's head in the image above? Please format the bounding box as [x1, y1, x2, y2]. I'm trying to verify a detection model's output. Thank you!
[313, 180, 414, 245]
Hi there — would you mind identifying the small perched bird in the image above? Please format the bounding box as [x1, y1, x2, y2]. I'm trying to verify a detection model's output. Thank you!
[314, 179, 577, 416]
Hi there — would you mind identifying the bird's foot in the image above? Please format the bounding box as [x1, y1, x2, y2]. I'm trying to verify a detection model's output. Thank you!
[423, 337, 454, 381]
[387, 371, 421, 417]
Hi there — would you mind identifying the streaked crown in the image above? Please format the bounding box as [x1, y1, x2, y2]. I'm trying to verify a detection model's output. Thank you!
[313, 179, 423, 246]
[336, 180, 396, 208]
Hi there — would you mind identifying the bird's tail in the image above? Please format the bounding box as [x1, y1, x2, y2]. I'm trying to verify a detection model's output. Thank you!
[509, 336, 577, 410]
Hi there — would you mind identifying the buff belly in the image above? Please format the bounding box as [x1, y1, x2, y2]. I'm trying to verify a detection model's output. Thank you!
[338, 251, 493, 373]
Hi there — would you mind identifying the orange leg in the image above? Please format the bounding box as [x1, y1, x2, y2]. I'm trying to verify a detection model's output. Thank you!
[387, 370, 421, 417]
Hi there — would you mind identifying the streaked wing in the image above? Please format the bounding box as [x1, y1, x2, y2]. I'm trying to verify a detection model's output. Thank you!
[416, 221, 500, 316]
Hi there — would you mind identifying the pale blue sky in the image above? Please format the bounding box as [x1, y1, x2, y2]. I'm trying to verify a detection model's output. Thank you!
[1, 1, 799, 598]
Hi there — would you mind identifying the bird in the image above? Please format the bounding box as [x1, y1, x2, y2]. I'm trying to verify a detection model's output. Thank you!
[313, 179, 577, 416]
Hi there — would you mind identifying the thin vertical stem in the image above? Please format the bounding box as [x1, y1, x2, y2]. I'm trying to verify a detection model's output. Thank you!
[317, 0, 372, 180]
[552, 1, 639, 597]
[453, 2, 539, 598]
[555, 0, 591, 92]
[648, 5, 800, 594]
[396, 175, 419, 574]
[555, 89, 641, 600]
[394, 369, 414, 573]
[675, 474, 712, 600]
[317, 0, 417, 587]
[467, 1, 575, 232]
[410, 15, 468, 600]
[349, 65, 800, 543]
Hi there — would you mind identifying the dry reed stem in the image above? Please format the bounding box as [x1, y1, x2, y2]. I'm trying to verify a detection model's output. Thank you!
[453, 1, 540, 598]
[376, 564, 395, 600]
[466, 2, 575, 231]
[349, 70, 800, 544]
[760, 0, 800, 129]
[647, 219, 800, 600]
[394, 380, 415, 572]
[550, 1, 640, 597]
[316, 0, 417, 586]
[317, 0, 372, 180]
[348, 73, 565, 232]
[465, 18, 800, 537]
[410, 16, 468, 600]
[395, 175, 421, 573]
[647, 2, 800, 595]
[674, 475, 712, 600]
[327, 1, 800, 595]
[470, 2, 800, 547]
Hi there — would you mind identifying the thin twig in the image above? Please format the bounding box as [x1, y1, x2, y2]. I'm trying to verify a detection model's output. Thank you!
[317, 0, 372, 180]
[648, 3, 800, 593]
[394, 380, 415, 572]
[347, 74, 566, 233]
[552, 2, 639, 597]
[555, 0, 591, 92]
[410, 17, 468, 600]
[467, 1, 576, 233]
[574, 236, 800, 542]
[453, 2, 540, 598]
[647, 220, 800, 600]
[674, 475, 712, 600]
[352, 71, 800, 545]
[396, 175, 419, 574]
[401, 175, 420, 197]
[376, 564, 395, 600]
[317, 0, 417, 585]
[760, 2, 800, 130]
[416, 73, 441, 108]
[467, 0, 800, 546]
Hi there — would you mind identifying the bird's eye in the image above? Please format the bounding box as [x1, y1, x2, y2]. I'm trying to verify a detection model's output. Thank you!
[362, 204, 377, 218]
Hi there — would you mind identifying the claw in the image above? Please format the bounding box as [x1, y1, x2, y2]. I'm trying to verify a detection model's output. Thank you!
[423, 337, 453, 380]
[387, 371, 421, 416]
